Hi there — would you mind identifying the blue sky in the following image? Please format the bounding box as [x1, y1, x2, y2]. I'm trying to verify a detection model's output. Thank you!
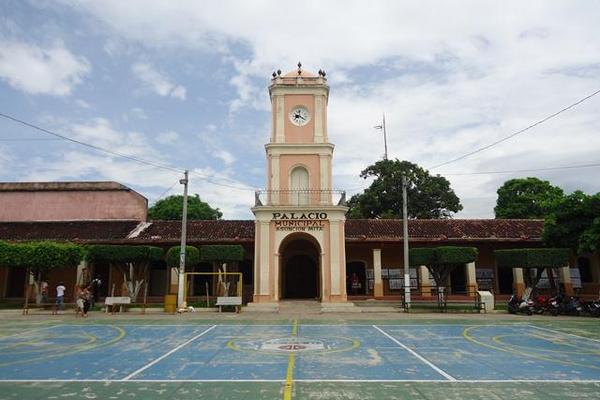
[1, 1, 599, 219]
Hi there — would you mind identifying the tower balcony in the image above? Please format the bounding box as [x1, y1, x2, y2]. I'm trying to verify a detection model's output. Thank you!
[254, 189, 346, 207]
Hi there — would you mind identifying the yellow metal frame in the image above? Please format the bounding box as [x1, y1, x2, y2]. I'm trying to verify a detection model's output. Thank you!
[183, 272, 243, 299]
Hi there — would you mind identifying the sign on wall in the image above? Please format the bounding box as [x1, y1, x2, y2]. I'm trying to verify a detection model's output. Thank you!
[272, 212, 327, 232]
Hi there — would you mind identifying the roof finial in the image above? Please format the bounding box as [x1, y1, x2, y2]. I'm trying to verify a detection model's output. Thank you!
[297, 61, 302, 75]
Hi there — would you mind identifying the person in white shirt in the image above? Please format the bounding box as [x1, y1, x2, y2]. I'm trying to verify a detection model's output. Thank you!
[55, 282, 66, 312]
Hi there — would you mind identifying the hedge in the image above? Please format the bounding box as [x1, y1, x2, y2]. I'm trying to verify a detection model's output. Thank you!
[0, 241, 84, 270]
[86, 245, 164, 263]
[495, 248, 570, 269]
[410, 246, 478, 266]
[199, 245, 245, 262]
[166, 246, 200, 268]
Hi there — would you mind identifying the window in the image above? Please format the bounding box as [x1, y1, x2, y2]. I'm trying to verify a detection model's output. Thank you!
[290, 166, 309, 205]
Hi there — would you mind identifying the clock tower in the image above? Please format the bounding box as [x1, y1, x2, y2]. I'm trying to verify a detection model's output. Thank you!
[251, 63, 349, 306]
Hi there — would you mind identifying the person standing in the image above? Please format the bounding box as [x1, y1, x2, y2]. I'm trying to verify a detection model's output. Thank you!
[82, 286, 92, 317]
[55, 282, 66, 313]
[90, 275, 102, 307]
[40, 280, 49, 303]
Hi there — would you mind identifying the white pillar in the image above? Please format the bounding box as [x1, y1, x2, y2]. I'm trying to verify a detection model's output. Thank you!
[373, 249, 383, 297]
[559, 265, 574, 295]
[418, 265, 431, 296]
[512, 268, 525, 297]
[466, 262, 477, 295]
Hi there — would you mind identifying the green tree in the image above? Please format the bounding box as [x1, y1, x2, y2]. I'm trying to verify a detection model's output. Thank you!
[347, 160, 462, 219]
[494, 177, 564, 219]
[86, 245, 163, 301]
[410, 246, 478, 291]
[148, 194, 222, 220]
[0, 241, 84, 304]
[543, 191, 600, 254]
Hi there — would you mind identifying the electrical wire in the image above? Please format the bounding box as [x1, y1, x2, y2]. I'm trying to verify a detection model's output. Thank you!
[149, 180, 181, 204]
[428, 88, 600, 170]
[0, 111, 258, 191]
[441, 161, 600, 176]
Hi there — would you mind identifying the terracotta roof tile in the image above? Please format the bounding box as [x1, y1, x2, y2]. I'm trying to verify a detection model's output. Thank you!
[133, 220, 255, 243]
[345, 219, 543, 242]
[0, 220, 141, 242]
[0, 219, 544, 244]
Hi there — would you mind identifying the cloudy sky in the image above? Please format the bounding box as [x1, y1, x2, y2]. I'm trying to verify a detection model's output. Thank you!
[1, 1, 599, 219]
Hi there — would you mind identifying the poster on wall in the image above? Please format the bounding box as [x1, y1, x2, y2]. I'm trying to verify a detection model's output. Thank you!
[381, 269, 389, 278]
[389, 279, 403, 290]
[388, 269, 402, 278]
[476, 268, 495, 291]
[366, 269, 374, 279]
[536, 269, 561, 289]
[368, 279, 374, 290]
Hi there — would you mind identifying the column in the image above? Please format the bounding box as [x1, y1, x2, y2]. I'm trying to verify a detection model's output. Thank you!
[512, 268, 525, 298]
[253, 221, 272, 302]
[559, 265, 574, 296]
[373, 249, 383, 297]
[418, 265, 431, 296]
[76, 260, 88, 286]
[465, 262, 477, 295]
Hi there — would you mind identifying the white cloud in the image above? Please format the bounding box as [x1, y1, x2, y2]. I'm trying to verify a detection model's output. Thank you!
[0, 40, 90, 96]
[156, 130, 179, 145]
[31, 2, 600, 217]
[214, 149, 235, 166]
[131, 62, 187, 100]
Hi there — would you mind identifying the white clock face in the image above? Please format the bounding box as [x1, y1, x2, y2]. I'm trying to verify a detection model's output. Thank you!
[289, 106, 310, 126]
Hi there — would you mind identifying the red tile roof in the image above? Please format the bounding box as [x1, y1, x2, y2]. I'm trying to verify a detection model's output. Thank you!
[0, 219, 544, 244]
[345, 219, 543, 242]
[131, 220, 255, 243]
[0, 220, 141, 242]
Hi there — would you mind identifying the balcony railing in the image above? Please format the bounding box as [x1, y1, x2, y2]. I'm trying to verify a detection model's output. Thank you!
[254, 189, 346, 207]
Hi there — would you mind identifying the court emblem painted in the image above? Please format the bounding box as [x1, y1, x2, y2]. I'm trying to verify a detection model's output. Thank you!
[227, 335, 360, 355]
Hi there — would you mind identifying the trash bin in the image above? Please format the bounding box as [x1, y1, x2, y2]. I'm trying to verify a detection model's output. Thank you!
[164, 294, 177, 313]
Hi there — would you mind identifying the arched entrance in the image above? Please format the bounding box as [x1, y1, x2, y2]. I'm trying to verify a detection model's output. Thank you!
[279, 234, 321, 299]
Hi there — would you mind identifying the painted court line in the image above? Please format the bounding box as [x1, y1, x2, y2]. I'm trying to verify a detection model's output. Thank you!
[121, 325, 217, 381]
[528, 325, 600, 344]
[372, 325, 457, 381]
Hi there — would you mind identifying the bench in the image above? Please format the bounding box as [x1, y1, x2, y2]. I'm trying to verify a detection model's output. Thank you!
[104, 296, 132, 314]
[216, 296, 242, 313]
[22, 302, 77, 315]
[402, 292, 485, 313]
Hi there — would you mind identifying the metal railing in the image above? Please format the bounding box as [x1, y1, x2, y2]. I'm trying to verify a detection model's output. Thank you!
[254, 189, 346, 207]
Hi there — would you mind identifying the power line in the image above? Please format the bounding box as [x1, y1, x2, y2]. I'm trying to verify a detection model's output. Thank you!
[0, 138, 59, 141]
[428, 88, 600, 170]
[0, 111, 258, 191]
[149, 180, 181, 204]
[441, 161, 600, 176]
[0, 112, 183, 174]
[345, 161, 600, 192]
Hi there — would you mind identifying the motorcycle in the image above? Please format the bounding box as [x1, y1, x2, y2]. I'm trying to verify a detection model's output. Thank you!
[508, 294, 533, 315]
[531, 294, 551, 314]
[583, 299, 600, 317]
[548, 294, 563, 316]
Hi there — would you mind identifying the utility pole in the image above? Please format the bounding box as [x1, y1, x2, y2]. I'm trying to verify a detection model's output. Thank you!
[177, 170, 189, 308]
[374, 113, 388, 160]
[402, 175, 411, 308]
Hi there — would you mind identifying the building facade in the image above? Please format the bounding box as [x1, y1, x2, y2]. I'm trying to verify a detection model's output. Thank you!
[252, 66, 348, 304]
[0, 67, 599, 304]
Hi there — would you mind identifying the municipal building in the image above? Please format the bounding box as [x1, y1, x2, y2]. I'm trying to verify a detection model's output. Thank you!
[1, 66, 598, 308]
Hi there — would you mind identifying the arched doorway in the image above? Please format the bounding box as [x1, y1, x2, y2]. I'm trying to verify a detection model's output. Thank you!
[280, 234, 320, 299]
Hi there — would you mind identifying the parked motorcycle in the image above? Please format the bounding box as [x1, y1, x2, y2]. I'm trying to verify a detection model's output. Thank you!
[583, 299, 600, 317]
[508, 294, 533, 315]
[531, 294, 551, 314]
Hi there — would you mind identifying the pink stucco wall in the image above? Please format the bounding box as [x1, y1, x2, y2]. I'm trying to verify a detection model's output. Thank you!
[0, 190, 147, 221]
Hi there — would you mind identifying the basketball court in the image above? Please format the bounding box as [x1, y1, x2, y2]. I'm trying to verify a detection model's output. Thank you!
[0, 318, 599, 399]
